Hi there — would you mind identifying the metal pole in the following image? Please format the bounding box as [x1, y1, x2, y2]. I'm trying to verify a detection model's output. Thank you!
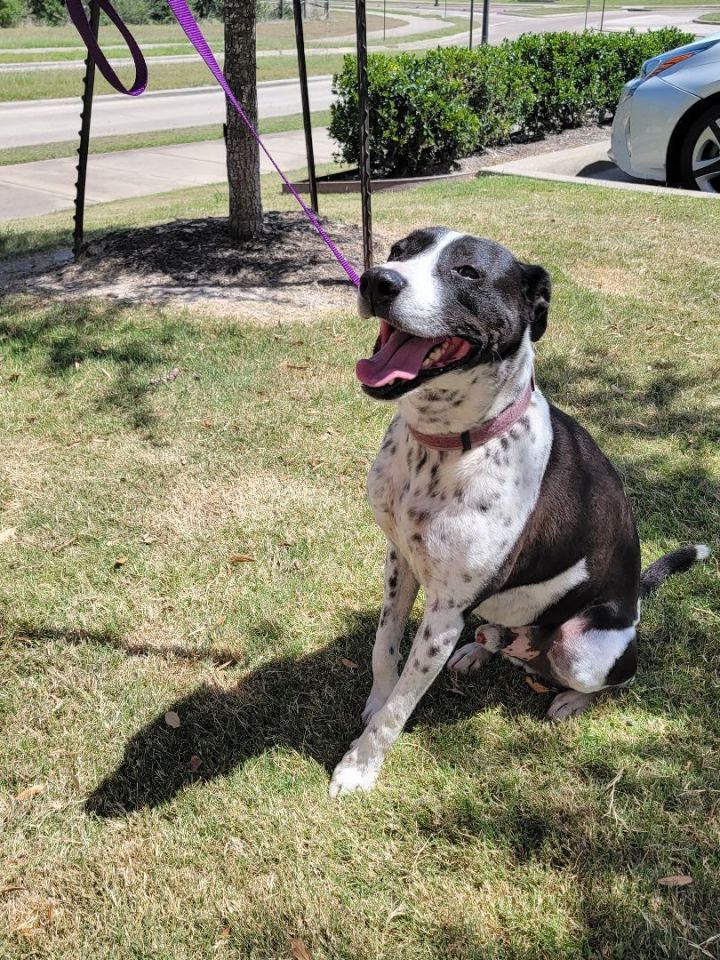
[481, 0, 490, 44]
[355, 0, 373, 271]
[383, 0, 386, 42]
[599, 0, 606, 30]
[468, 0, 474, 50]
[293, 0, 319, 214]
[73, 0, 100, 259]
[584, 0, 590, 30]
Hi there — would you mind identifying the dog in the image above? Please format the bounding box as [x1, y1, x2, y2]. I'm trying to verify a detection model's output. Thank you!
[328, 227, 709, 797]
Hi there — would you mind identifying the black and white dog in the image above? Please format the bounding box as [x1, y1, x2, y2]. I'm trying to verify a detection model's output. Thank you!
[329, 227, 709, 797]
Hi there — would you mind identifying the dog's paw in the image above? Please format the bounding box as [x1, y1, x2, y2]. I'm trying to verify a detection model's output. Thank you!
[361, 685, 393, 725]
[329, 751, 380, 798]
[545, 689, 597, 722]
[447, 641, 492, 675]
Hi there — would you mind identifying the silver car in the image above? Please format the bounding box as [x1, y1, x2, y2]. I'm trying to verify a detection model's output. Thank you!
[611, 33, 720, 192]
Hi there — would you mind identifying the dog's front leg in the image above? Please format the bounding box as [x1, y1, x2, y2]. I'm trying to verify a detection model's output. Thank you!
[330, 601, 463, 797]
[362, 543, 419, 726]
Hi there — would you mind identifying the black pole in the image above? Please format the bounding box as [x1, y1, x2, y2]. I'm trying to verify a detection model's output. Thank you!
[293, 0, 319, 214]
[73, 0, 100, 259]
[481, 0, 490, 44]
[468, 0, 474, 50]
[355, 0, 372, 271]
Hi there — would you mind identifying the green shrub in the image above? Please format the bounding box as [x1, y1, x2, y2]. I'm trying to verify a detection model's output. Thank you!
[28, 0, 65, 23]
[329, 29, 694, 176]
[0, 0, 25, 26]
[331, 52, 481, 176]
[112, 0, 153, 23]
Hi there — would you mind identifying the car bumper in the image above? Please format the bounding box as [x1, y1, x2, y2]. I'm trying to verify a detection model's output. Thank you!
[611, 76, 700, 182]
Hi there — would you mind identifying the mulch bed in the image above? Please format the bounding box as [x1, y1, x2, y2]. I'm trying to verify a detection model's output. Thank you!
[3, 211, 376, 320]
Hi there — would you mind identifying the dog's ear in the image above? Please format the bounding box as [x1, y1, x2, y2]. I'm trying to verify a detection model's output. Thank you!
[522, 264, 552, 342]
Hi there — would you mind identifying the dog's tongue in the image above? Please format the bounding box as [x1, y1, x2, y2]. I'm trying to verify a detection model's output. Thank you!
[356, 331, 444, 388]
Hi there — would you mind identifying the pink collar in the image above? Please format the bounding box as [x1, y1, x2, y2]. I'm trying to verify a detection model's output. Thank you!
[408, 377, 535, 452]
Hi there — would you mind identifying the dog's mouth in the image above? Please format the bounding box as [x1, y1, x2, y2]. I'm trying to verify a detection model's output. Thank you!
[356, 320, 473, 397]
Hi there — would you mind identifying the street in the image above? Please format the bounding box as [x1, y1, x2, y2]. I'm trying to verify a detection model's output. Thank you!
[0, 75, 336, 149]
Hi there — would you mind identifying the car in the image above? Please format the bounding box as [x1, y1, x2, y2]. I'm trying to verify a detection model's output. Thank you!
[610, 32, 720, 193]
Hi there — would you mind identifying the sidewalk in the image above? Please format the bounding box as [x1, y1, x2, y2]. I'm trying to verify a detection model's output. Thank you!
[0, 128, 335, 221]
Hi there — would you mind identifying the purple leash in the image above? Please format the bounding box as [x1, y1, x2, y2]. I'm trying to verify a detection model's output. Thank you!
[64, 0, 361, 287]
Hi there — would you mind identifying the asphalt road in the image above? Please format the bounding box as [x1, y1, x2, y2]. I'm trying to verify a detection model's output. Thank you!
[0, 75, 335, 149]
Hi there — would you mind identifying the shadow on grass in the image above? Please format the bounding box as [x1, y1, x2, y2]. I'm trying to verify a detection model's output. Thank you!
[539, 349, 720, 447]
[79, 607, 550, 818]
[0, 298, 185, 435]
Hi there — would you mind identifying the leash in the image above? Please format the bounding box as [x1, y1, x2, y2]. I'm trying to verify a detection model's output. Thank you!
[64, 0, 361, 287]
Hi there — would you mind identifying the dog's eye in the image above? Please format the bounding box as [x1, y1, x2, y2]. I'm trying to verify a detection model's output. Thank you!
[388, 242, 407, 261]
[454, 266, 480, 280]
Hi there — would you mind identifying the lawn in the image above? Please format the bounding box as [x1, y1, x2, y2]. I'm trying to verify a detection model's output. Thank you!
[1, 174, 719, 959]
[0, 52, 345, 101]
[0, 12, 398, 60]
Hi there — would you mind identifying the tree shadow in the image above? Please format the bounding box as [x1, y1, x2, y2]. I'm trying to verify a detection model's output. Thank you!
[538, 350, 720, 447]
[0, 298, 186, 435]
[3, 212, 368, 304]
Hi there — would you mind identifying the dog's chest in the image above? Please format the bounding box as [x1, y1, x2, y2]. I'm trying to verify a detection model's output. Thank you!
[368, 404, 551, 591]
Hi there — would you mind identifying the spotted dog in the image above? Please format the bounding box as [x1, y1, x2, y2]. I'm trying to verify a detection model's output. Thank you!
[328, 227, 709, 797]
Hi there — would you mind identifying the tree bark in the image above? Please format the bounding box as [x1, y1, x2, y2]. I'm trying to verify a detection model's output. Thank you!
[224, 0, 263, 240]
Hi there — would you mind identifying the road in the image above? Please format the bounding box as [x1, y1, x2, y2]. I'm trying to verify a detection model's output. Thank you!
[1, 7, 715, 150]
[0, 75, 335, 149]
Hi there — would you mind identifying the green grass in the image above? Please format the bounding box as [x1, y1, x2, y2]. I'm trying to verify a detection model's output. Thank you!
[0, 42, 208, 62]
[1, 175, 719, 958]
[0, 110, 332, 167]
[0, 52, 344, 101]
[695, 11, 720, 22]
[0, 19, 224, 49]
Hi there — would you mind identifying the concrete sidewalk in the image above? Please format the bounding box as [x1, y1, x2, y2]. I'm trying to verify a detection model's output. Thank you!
[0, 128, 335, 221]
[481, 139, 720, 198]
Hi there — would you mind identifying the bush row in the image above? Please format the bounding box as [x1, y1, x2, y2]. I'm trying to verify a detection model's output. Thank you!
[329, 29, 693, 176]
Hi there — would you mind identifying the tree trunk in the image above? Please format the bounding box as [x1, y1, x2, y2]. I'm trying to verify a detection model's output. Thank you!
[225, 0, 263, 240]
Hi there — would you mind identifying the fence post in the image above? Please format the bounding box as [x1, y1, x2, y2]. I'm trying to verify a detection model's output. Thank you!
[73, 0, 100, 259]
[355, 0, 373, 271]
[293, 0, 319, 214]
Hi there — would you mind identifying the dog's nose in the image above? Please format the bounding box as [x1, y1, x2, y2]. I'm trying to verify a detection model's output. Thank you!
[359, 267, 407, 309]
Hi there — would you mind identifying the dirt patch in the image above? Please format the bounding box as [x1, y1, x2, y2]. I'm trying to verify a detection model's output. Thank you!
[459, 123, 612, 173]
[2, 212, 377, 322]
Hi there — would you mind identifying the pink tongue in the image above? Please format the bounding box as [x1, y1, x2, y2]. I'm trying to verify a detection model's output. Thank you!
[356, 331, 444, 388]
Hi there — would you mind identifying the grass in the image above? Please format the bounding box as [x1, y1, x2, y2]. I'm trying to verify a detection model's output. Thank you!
[1, 175, 719, 959]
[696, 11, 720, 22]
[0, 110, 332, 167]
[0, 52, 345, 101]
[0, 19, 225, 48]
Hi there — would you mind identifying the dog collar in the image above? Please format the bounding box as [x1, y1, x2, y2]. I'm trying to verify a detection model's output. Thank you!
[407, 377, 535, 452]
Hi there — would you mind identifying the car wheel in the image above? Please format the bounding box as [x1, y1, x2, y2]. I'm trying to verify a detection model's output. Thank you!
[678, 104, 720, 193]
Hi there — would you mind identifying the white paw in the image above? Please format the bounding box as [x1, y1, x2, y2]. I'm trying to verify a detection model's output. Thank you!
[361, 684, 394, 725]
[328, 750, 380, 798]
[447, 641, 492, 675]
[546, 689, 596, 722]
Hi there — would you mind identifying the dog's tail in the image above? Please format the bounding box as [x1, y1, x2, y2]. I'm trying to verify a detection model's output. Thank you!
[640, 544, 710, 598]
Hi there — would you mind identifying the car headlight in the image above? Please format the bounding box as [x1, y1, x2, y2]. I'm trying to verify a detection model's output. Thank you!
[641, 51, 696, 79]
[640, 37, 720, 81]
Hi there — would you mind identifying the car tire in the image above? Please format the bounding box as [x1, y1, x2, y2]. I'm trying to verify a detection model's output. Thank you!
[678, 104, 720, 193]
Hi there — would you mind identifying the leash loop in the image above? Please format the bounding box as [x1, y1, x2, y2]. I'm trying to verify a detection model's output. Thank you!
[66, 0, 148, 96]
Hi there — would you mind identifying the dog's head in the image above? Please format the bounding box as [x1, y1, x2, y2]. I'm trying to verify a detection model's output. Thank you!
[356, 228, 551, 400]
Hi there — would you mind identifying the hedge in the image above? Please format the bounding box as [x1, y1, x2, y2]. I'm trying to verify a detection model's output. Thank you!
[329, 29, 694, 176]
